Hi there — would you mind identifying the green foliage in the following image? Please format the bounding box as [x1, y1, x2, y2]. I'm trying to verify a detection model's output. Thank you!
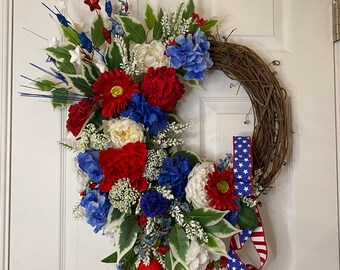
[52, 88, 69, 108]
[203, 218, 239, 238]
[34, 79, 56, 91]
[206, 233, 228, 256]
[153, 8, 164, 40]
[145, 4, 156, 30]
[200, 19, 218, 35]
[120, 16, 146, 44]
[238, 206, 259, 230]
[46, 44, 74, 61]
[173, 150, 202, 165]
[91, 14, 106, 47]
[101, 252, 117, 263]
[61, 25, 81, 45]
[83, 64, 97, 85]
[167, 113, 185, 124]
[169, 225, 189, 270]
[187, 208, 227, 227]
[164, 251, 172, 270]
[105, 41, 123, 70]
[56, 61, 76, 74]
[183, 0, 195, 19]
[68, 75, 93, 97]
[117, 215, 139, 262]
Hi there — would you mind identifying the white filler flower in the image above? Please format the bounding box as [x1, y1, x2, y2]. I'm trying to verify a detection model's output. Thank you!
[133, 40, 170, 72]
[103, 118, 144, 148]
[185, 161, 215, 209]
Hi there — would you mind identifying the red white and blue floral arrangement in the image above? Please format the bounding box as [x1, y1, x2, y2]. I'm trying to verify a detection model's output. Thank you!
[20, 1, 276, 270]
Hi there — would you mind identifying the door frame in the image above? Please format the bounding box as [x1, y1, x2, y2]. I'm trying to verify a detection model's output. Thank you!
[0, 0, 13, 269]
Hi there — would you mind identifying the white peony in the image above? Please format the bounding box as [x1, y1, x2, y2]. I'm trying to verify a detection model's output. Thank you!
[185, 161, 215, 209]
[133, 40, 170, 72]
[103, 118, 144, 148]
[186, 240, 210, 270]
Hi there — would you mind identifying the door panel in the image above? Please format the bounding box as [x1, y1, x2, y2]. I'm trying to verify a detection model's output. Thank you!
[9, 0, 339, 270]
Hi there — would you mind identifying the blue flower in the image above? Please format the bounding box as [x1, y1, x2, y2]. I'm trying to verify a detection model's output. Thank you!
[158, 156, 193, 198]
[77, 150, 103, 183]
[140, 190, 169, 217]
[105, 0, 112, 17]
[80, 189, 111, 233]
[120, 94, 168, 136]
[166, 29, 213, 80]
[225, 200, 241, 226]
[78, 32, 93, 53]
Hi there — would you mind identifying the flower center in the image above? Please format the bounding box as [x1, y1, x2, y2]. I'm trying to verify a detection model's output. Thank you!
[217, 181, 229, 193]
[111, 86, 123, 97]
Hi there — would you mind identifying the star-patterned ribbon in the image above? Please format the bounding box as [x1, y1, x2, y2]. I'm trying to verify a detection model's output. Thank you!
[227, 136, 268, 270]
[233, 136, 253, 197]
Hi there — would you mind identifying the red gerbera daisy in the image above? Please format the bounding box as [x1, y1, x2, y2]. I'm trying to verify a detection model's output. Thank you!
[205, 166, 239, 211]
[92, 69, 140, 118]
[84, 0, 101, 11]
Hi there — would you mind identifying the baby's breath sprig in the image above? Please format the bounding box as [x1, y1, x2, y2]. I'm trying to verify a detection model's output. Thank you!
[152, 122, 191, 149]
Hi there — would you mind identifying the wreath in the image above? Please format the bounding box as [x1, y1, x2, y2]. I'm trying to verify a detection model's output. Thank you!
[22, 1, 289, 269]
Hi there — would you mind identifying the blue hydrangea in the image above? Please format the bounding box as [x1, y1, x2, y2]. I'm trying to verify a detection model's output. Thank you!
[140, 190, 169, 217]
[166, 29, 213, 80]
[158, 156, 193, 198]
[120, 94, 168, 136]
[77, 150, 103, 183]
[80, 189, 111, 233]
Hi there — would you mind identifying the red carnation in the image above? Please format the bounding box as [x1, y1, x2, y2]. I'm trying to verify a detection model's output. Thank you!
[92, 69, 140, 118]
[84, 0, 101, 11]
[138, 259, 163, 270]
[66, 98, 94, 137]
[205, 167, 239, 211]
[141, 67, 185, 112]
[98, 142, 148, 192]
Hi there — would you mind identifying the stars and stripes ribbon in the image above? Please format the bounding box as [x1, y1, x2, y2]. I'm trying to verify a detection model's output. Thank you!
[226, 136, 268, 270]
[233, 136, 253, 197]
[228, 207, 268, 270]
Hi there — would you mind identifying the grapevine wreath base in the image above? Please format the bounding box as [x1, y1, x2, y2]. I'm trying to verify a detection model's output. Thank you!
[21, 1, 289, 270]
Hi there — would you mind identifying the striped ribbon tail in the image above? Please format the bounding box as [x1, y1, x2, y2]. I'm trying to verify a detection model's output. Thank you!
[227, 207, 268, 270]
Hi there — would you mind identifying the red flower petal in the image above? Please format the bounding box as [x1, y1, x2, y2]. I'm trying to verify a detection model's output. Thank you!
[98, 142, 148, 192]
[84, 0, 101, 11]
[141, 67, 184, 112]
[137, 259, 163, 270]
[92, 69, 140, 118]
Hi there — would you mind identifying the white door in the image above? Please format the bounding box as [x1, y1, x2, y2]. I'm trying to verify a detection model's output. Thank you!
[2, 0, 339, 269]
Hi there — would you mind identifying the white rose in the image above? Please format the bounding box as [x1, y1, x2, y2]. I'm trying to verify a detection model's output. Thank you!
[103, 118, 144, 148]
[185, 161, 215, 209]
[133, 40, 170, 72]
[186, 240, 210, 270]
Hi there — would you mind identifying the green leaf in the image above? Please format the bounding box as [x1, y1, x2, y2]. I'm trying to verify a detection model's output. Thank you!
[200, 19, 218, 34]
[105, 41, 122, 70]
[183, 0, 195, 19]
[186, 79, 201, 89]
[52, 88, 68, 108]
[187, 208, 227, 227]
[153, 8, 164, 40]
[101, 252, 117, 263]
[237, 206, 259, 230]
[91, 14, 106, 47]
[204, 219, 240, 239]
[83, 64, 97, 85]
[117, 215, 139, 262]
[120, 16, 146, 44]
[145, 4, 156, 30]
[120, 248, 137, 270]
[172, 151, 202, 165]
[34, 79, 56, 91]
[56, 61, 76, 74]
[169, 225, 189, 269]
[164, 251, 172, 270]
[61, 25, 81, 45]
[68, 75, 93, 96]
[167, 113, 185, 124]
[46, 44, 74, 61]
[206, 233, 228, 256]
[104, 207, 127, 234]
